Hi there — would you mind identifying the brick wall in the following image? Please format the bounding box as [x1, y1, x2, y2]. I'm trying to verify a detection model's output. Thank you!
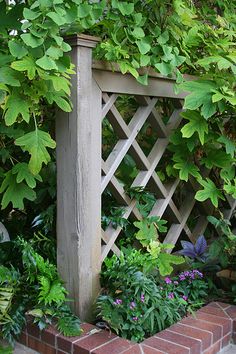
[19, 302, 236, 354]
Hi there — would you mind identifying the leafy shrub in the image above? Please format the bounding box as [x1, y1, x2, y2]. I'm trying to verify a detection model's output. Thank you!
[0, 238, 82, 345]
[97, 251, 208, 342]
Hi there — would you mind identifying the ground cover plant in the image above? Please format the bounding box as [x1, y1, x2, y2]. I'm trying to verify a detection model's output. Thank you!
[0, 237, 82, 347]
[0, 0, 235, 349]
[97, 249, 208, 342]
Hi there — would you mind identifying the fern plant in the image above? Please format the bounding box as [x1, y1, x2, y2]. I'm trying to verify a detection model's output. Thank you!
[0, 238, 82, 345]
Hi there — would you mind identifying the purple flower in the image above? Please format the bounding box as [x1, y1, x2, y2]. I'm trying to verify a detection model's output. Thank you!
[130, 301, 136, 309]
[182, 295, 188, 301]
[174, 281, 179, 285]
[132, 316, 139, 321]
[193, 269, 203, 278]
[141, 294, 145, 303]
[179, 274, 186, 281]
[165, 277, 172, 284]
[113, 299, 122, 305]
[167, 292, 174, 299]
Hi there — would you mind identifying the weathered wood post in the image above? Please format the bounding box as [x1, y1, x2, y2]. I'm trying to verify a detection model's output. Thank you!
[56, 35, 101, 321]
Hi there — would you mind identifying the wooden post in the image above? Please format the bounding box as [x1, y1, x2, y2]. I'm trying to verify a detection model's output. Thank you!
[56, 35, 101, 321]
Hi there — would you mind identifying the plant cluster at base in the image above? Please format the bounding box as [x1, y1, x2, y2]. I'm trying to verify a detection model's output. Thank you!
[97, 249, 207, 342]
[0, 238, 82, 347]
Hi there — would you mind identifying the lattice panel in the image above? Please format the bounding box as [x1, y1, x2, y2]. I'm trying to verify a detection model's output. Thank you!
[100, 91, 234, 262]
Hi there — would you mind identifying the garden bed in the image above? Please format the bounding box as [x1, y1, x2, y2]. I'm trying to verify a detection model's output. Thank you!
[19, 302, 236, 354]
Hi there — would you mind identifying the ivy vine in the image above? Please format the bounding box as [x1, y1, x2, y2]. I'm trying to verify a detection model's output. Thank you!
[0, 0, 235, 210]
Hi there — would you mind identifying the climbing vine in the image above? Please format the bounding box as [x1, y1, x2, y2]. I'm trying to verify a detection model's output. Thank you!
[0, 0, 235, 212]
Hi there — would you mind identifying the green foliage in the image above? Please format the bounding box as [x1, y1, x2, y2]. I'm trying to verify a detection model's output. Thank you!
[0, 0, 235, 211]
[208, 215, 236, 269]
[0, 238, 81, 344]
[98, 252, 207, 342]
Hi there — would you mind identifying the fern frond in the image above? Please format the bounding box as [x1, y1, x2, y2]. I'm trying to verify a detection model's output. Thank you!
[56, 314, 82, 336]
[0, 287, 14, 325]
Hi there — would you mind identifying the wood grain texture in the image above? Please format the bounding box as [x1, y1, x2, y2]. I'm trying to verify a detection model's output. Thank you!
[56, 42, 101, 321]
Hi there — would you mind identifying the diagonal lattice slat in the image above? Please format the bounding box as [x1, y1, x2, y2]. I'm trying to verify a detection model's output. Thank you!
[101, 91, 207, 261]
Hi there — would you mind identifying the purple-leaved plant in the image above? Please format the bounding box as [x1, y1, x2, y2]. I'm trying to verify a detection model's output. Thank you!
[179, 235, 208, 262]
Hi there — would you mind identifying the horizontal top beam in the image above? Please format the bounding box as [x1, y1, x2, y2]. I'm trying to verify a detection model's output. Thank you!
[93, 69, 187, 99]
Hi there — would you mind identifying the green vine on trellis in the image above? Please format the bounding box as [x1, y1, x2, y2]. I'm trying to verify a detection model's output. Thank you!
[0, 0, 235, 210]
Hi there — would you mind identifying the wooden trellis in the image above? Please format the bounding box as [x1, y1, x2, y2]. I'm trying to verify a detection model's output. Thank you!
[56, 35, 235, 320]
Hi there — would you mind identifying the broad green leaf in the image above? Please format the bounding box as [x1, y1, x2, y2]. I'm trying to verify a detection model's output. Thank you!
[195, 178, 224, 208]
[61, 41, 71, 52]
[134, 219, 158, 247]
[36, 55, 58, 70]
[0, 171, 36, 209]
[4, 92, 30, 125]
[212, 92, 224, 103]
[227, 97, 236, 105]
[77, 4, 91, 18]
[132, 27, 145, 39]
[0, 67, 20, 87]
[15, 129, 56, 174]
[181, 80, 218, 119]
[157, 31, 169, 45]
[155, 62, 172, 76]
[157, 253, 184, 276]
[47, 11, 66, 25]
[140, 55, 150, 67]
[46, 46, 63, 60]
[53, 95, 72, 112]
[137, 74, 148, 85]
[23, 8, 41, 20]
[218, 135, 236, 157]
[48, 75, 71, 95]
[224, 180, 236, 199]
[181, 110, 208, 145]
[170, 54, 185, 67]
[12, 163, 42, 188]
[174, 160, 201, 182]
[136, 40, 151, 55]
[201, 150, 232, 169]
[8, 41, 28, 59]
[11, 56, 36, 80]
[117, 2, 134, 16]
[21, 33, 44, 48]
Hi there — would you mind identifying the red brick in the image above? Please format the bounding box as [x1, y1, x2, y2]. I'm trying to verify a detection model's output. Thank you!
[215, 302, 231, 310]
[27, 323, 41, 338]
[91, 337, 133, 354]
[221, 333, 231, 349]
[28, 336, 56, 354]
[155, 329, 201, 354]
[168, 323, 211, 350]
[57, 323, 96, 352]
[56, 351, 68, 354]
[180, 317, 221, 342]
[73, 330, 116, 354]
[225, 305, 236, 320]
[121, 344, 143, 353]
[141, 345, 166, 353]
[198, 305, 229, 319]
[41, 326, 59, 346]
[195, 312, 231, 336]
[143, 336, 189, 354]
[203, 340, 221, 354]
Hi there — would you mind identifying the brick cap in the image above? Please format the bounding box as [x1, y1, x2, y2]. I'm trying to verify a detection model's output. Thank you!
[20, 302, 236, 354]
